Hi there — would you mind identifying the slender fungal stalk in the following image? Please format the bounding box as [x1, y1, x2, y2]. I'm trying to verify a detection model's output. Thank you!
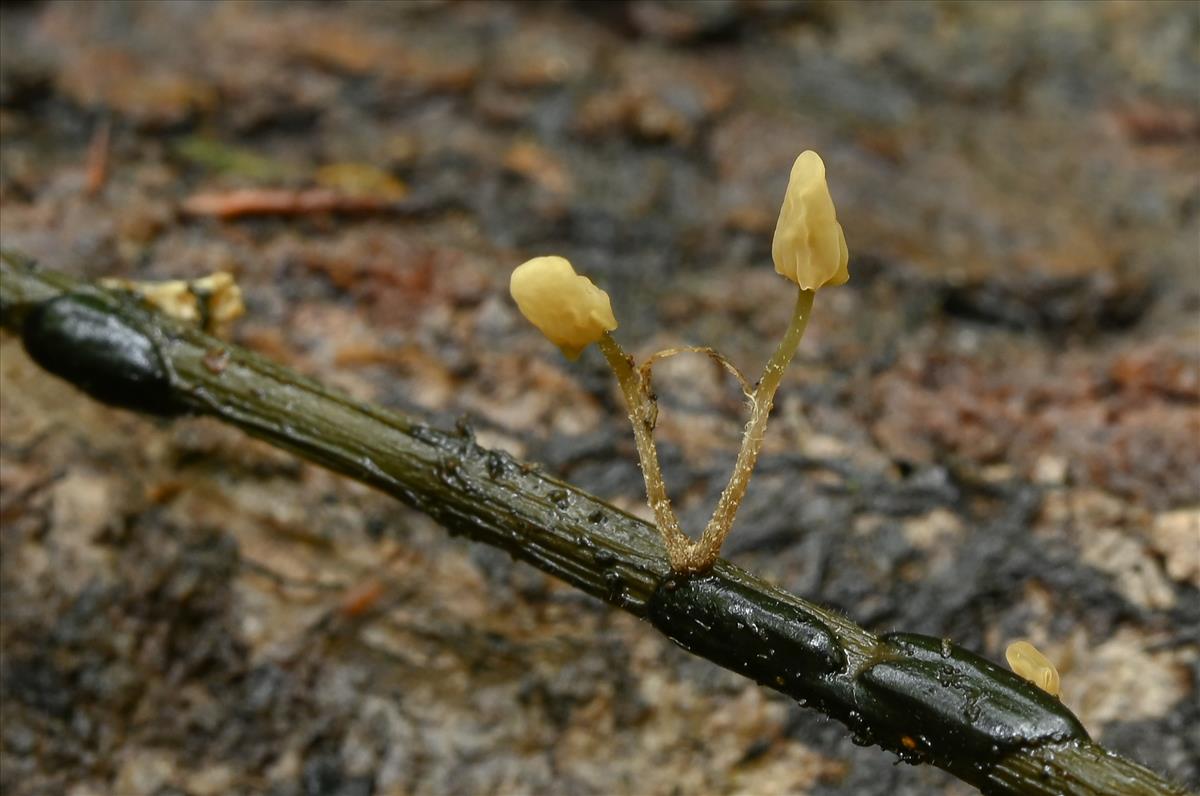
[694, 287, 814, 568]
[600, 288, 815, 573]
[597, 333, 693, 568]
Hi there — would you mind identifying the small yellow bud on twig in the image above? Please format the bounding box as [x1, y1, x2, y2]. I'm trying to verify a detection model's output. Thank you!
[509, 256, 618, 359]
[1005, 640, 1062, 697]
[772, 150, 849, 290]
[100, 272, 245, 333]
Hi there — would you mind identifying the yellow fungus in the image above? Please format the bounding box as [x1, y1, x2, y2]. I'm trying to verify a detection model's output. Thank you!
[101, 271, 245, 333]
[191, 272, 245, 330]
[509, 150, 848, 573]
[1005, 640, 1061, 697]
[114, 279, 199, 323]
[509, 256, 617, 359]
[771, 150, 849, 290]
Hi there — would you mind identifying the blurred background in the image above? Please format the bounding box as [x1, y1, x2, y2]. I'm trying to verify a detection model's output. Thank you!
[1, 2, 1197, 794]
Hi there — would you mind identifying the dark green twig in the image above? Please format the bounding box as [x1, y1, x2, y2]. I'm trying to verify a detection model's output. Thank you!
[0, 251, 1187, 796]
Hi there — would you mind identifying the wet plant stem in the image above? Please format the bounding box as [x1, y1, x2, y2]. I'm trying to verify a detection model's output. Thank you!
[0, 251, 1185, 796]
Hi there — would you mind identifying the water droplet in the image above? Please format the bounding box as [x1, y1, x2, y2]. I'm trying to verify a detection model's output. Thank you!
[486, 451, 507, 479]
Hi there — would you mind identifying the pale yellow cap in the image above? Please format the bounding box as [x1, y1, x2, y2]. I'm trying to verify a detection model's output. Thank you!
[510, 256, 618, 359]
[771, 151, 849, 290]
[1005, 640, 1061, 697]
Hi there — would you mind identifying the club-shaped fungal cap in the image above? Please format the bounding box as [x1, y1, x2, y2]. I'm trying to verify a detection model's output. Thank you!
[771, 150, 849, 290]
[510, 256, 618, 359]
[1005, 640, 1062, 697]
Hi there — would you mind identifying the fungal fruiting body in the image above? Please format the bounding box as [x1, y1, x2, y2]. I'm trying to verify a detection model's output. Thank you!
[772, 151, 849, 290]
[509, 150, 848, 573]
[1005, 640, 1062, 697]
[101, 272, 245, 333]
[509, 256, 617, 360]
